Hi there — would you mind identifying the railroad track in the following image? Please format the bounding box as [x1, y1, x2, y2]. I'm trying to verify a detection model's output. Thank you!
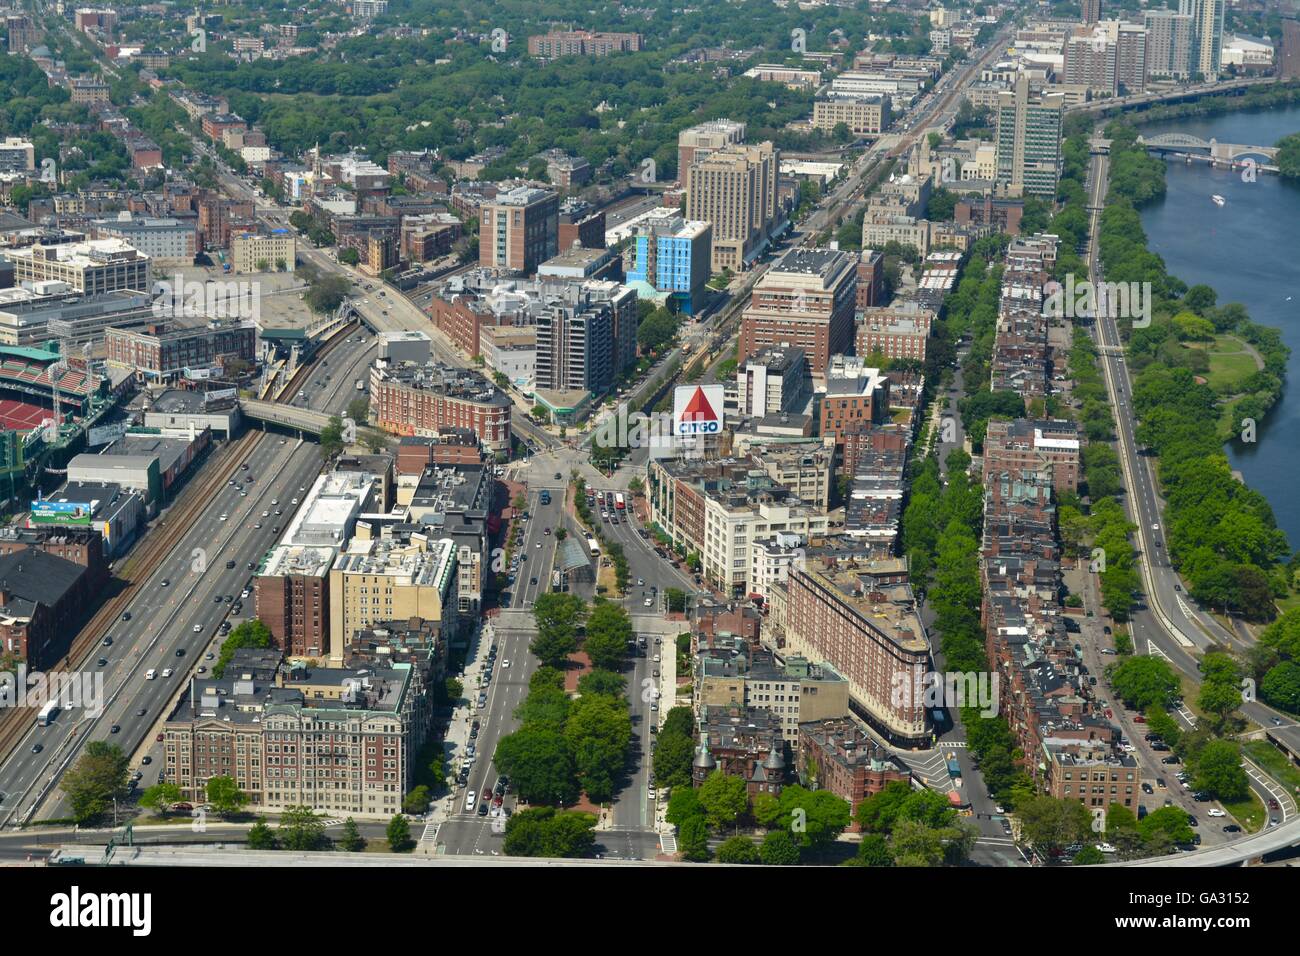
[0, 324, 359, 762]
[0, 430, 264, 761]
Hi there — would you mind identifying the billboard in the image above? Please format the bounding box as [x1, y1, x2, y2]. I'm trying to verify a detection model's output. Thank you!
[86, 422, 128, 447]
[204, 387, 238, 404]
[30, 500, 94, 525]
[673, 384, 724, 436]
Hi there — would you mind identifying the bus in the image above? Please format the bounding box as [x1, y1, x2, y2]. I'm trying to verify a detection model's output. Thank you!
[615, 493, 626, 511]
[36, 700, 59, 726]
[587, 536, 600, 557]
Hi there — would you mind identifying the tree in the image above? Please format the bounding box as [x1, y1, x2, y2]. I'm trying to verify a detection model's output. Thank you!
[247, 817, 277, 850]
[503, 807, 597, 858]
[303, 273, 351, 314]
[1073, 845, 1106, 865]
[1015, 795, 1093, 856]
[1191, 739, 1250, 802]
[1109, 655, 1180, 710]
[1138, 806, 1194, 848]
[338, 818, 365, 852]
[770, 786, 851, 850]
[653, 730, 695, 789]
[855, 833, 895, 867]
[346, 397, 369, 424]
[387, 814, 414, 852]
[320, 415, 346, 459]
[759, 829, 801, 865]
[1261, 661, 1300, 713]
[403, 785, 431, 814]
[664, 587, 687, 612]
[494, 726, 578, 805]
[637, 307, 679, 353]
[583, 601, 632, 671]
[666, 785, 705, 828]
[715, 835, 760, 864]
[697, 770, 749, 830]
[530, 592, 586, 667]
[577, 669, 626, 697]
[213, 618, 274, 678]
[206, 775, 249, 817]
[138, 782, 182, 815]
[60, 741, 129, 824]
[678, 816, 711, 862]
[278, 805, 330, 851]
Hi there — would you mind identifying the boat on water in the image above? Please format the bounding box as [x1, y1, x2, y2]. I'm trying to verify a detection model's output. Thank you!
[1212, 194, 1226, 206]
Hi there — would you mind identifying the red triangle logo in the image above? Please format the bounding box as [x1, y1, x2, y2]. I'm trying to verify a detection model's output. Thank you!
[682, 387, 717, 422]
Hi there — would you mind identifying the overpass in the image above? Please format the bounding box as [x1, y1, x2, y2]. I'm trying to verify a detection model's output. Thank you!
[241, 398, 331, 436]
[1066, 76, 1277, 116]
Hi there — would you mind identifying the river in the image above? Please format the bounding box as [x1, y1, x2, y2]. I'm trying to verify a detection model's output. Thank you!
[1136, 104, 1300, 553]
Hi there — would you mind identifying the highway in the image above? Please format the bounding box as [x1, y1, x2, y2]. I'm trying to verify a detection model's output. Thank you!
[1083, 141, 1300, 863]
[0, 332, 377, 826]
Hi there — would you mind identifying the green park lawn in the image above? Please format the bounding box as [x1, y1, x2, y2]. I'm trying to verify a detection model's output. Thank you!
[1189, 334, 1260, 393]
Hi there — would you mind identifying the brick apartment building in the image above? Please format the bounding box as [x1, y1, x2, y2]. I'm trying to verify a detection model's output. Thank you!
[739, 248, 857, 375]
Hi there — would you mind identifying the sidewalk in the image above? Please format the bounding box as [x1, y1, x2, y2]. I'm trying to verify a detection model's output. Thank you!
[426, 620, 491, 828]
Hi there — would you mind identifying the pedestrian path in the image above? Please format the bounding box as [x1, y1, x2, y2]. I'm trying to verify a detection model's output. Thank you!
[659, 829, 677, 855]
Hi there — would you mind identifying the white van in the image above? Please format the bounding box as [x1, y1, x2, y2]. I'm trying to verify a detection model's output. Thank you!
[145, 669, 157, 680]
[464, 789, 477, 812]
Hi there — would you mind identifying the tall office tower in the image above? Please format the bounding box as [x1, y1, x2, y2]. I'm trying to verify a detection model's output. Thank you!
[1115, 23, 1148, 93]
[677, 119, 747, 192]
[478, 186, 559, 274]
[1180, 0, 1224, 78]
[1064, 32, 1119, 94]
[1145, 9, 1194, 79]
[534, 301, 615, 396]
[738, 248, 857, 375]
[994, 75, 1064, 199]
[6, 15, 36, 53]
[1082, 0, 1102, 25]
[687, 141, 779, 274]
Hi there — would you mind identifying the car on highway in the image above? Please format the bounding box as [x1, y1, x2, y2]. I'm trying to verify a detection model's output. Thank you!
[141, 756, 152, 765]
[176, 648, 186, 657]
[193, 624, 203, 633]
[502, 659, 510, 669]
[97, 657, 108, 667]
[31, 743, 42, 754]
[162, 668, 173, 678]
[121, 612, 131, 622]
[644, 597, 652, 607]
[161, 579, 170, 587]
[1272, 716, 1284, 726]
[110, 724, 120, 734]
[145, 669, 157, 680]
[102, 636, 113, 646]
